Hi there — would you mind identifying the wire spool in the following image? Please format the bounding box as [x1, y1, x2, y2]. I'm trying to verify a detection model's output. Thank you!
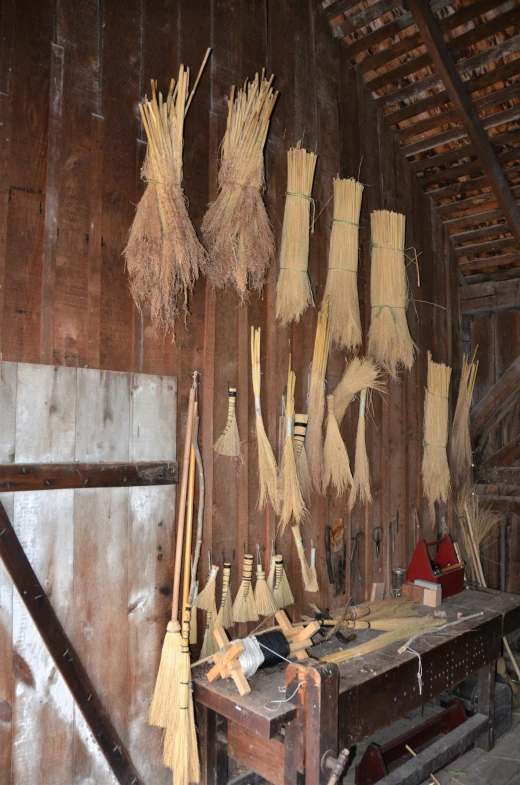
[233, 630, 291, 677]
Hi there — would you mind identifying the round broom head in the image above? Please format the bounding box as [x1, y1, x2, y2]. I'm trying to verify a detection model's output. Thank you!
[324, 177, 364, 351]
[349, 389, 371, 511]
[216, 562, 233, 629]
[422, 352, 451, 506]
[251, 326, 280, 513]
[232, 554, 259, 623]
[333, 356, 385, 426]
[214, 388, 241, 457]
[323, 395, 353, 497]
[254, 569, 279, 616]
[148, 619, 181, 728]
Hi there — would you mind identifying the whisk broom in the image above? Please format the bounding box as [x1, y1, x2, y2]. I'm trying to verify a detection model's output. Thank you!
[293, 413, 312, 501]
[306, 299, 331, 493]
[291, 524, 319, 593]
[254, 546, 279, 616]
[422, 352, 451, 506]
[279, 357, 307, 532]
[251, 327, 280, 513]
[232, 554, 259, 623]
[214, 387, 241, 457]
[216, 562, 233, 628]
[273, 554, 294, 609]
[323, 394, 353, 497]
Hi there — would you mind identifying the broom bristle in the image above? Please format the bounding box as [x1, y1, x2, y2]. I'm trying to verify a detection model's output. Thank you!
[324, 177, 364, 351]
[333, 356, 385, 426]
[349, 388, 372, 510]
[294, 414, 312, 501]
[200, 604, 219, 658]
[193, 565, 219, 611]
[292, 524, 319, 593]
[273, 555, 294, 608]
[148, 620, 181, 728]
[450, 352, 478, 490]
[422, 352, 452, 506]
[279, 363, 308, 531]
[254, 568, 279, 616]
[214, 388, 241, 457]
[323, 394, 353, 497]
[307, 299, 331, 493]
[251, 327, 280, 513]
[232, 554, 259, 623]
[216, 562, 233, 629]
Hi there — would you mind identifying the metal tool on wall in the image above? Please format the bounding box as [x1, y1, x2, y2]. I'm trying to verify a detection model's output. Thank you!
[325, 519, 346, 597]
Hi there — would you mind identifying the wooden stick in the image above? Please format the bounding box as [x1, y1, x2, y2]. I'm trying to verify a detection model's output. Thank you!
[405, 745, 441, 785]
[182, 403, 198, 610]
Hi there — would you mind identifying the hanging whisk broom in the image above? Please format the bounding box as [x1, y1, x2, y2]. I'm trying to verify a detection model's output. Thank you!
[349, 388, 372, 510]
[276, 142, 318, 325]
[273, 555, 294, 609]
[309, 542, 319, 592]
[324, 177, 364, 351]
[254, 546, 279, 616]
[125, 53, 210, 334]
[200, 604, 218, 658]
[333, 356, 385, 426]
[232, 554, 259, 623]
[368, 210, 415, 379]
[279, 357, 308, 532]
[193, 562, 219, 612]
[202, 72, 278, 299]
[267, 542, 276, 591]
[323, 394, 353, 497]
[293, 413, 312, 501]
[214, 387, 241, 457]
[450, 351, 478, 490]
[291, 524, 319, 593]
[422, 352, 452, 507]
[216, 562, 233, 628]
[306, 299, 331, 493]
[251, 327, 280, 513]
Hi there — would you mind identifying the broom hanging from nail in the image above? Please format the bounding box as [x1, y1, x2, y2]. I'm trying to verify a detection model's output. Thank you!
[251, 327, 280, 513]
[216, 561, 233, 628]
[349, 388, 372, 510]
[232, 553, 259, 623]
[293, 413, 312, 502]
[450, 351, 478, 491]
[323, 393, 353, 497]
[272, 554, 294, 609]
[279, 356, 308, 532]
[306, 298, 331, 493]
[194, 559, 219, 658]
[214, 387, 241, 457]
[254, 545, 279, 616]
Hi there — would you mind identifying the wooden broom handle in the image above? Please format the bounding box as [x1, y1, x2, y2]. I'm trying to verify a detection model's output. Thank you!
[182, 404, 198, 611]
[172, 379, 198, 620]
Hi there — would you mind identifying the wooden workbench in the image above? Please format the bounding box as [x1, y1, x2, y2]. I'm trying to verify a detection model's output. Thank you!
[192, 589, 520, 785]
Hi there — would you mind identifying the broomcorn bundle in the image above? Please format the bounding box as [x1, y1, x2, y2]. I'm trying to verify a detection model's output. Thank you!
[422, 352, 452, 506]
[125, 54, 210, 333]
[323, 394, 353, 497]
[251, 327, 280, 513]
[324, 177, 363, 351]
[368, 210, 415, 379]
[450, 352, 478, 490]
[333, 356, 385, 426]
[306, 299, 331, 493]
[349, 388, 371, 510]
[279, 359, 307, 532]
[216, 562, 233, 628]
[273, 555, 294, 609]
[202, 72, 278, 299]
[276, 142, 318, 325]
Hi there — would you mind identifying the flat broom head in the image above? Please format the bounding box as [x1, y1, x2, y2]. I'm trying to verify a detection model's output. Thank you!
[193, 564, 219, 611]
[148, 619, 181, 728]
[214, 387, 241, 457]
[232, 554, 259, 623]
[323, 394, 353, 497]
[255, 565, 279, 616]
[216, 562, 233, 629]
[200, 603, 219, 658]
[251, 326, 280, 513]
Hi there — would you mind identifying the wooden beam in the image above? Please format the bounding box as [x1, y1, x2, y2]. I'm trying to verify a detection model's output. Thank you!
[474, 467, 520, 484]
[464, 265, 520, 285]
[438, 186, 520, 219]
[460, 279, 520, 315]
[322, 0, 361, 23]
[473, 491, 520, 515]
[457, 238, 518, 258]
[460, 253, 520, 274]
[451, 224, 510, 245]
[416, 135, 520, 179]
[445, 208, 504, 232]
[471, 357, 520, 442]
[480, 434, 520, 469]
[0, 501, 145, 785]
[0, 461, 178, 492]
[407, 0, 520, 245]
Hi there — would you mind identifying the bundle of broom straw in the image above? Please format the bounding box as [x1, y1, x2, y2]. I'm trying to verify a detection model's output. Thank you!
[293, 414, 312, 501]
[306, 299, 331, 493]
[324, 177, 364, 351]
[450, 351, 478, 490]
[422, 352, 452, 507]
[323, 394, 353, 497]
[276, 142, 318, 325]
[202, 72, 278, 299]
[291, 524, 318, 592]
[214, 387, 241, 457]
[272, 555, 294, 609]
[279, 357, 308, 532]
[251, 327, 280, 513]
[367, 210, 415, 379]
[333, 356, 385, 427]
[125, 53, 210, 334]
[349, 388, 371, 510]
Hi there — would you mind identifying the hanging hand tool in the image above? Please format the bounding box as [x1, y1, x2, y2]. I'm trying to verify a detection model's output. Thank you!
[373, 526, 383, 558]
[324, 525, 334, 585]
[350, 531, 363, 587]
[329, 519, 346, 597]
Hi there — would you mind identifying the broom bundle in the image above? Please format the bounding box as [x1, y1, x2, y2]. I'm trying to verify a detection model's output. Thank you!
[323, 394, 353, 497]
[349, 388, 371, 510]
[368, 210, 415, 379]
[200, 605, 218, 659]
[450, 352, 478, 490]
[276, 142, 318, 325]
[273, 555, 294, 609]
[254, 548, 279, 616]
[333, 356, 385, 427]
[324, 177, 364, 351]
[422, 352, 452, 506]
[279, 358, 308, 532]
[251, 327, 280, 513]
[125, 54, 210, 333]
[232, 554, 259, 623]
[202, 72, 278, 299]
[291, 524, 319, 593]
[214, 387, 241, 457]
[194, 562, 219, 657]
[216, 562, 233, 628]
[306, 299, 331, 493]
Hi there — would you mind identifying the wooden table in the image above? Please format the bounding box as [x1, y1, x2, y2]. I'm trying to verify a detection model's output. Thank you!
[192, 590, 520, 785]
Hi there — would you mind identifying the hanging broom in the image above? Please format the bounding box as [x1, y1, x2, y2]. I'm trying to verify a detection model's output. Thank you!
[310, 542, 319, 592]
[202, 72, 278, 299]
[200, 603, 218, 659]
[214, 387, 241, 457]
[254, 546, 279, 616]
[422, 352, 451, 506]
[293, 413, 312, 502]
[215, 562, 233, 628]
[333, 356, 385, 426]
[349, 389, 372, 510]
[276, 142, 318, 325]
[232, 554, 259, 623]
[323, 394, 353, 497]
[193, 562, 219, 612]
[267, 541, 276, 591]
[324, 177, 364, 351]
[306, 299, 331, 493]
[251, 327, 280, 513]
[125, 53, 210, 334]
[291, 524, 319, 593]
[279, 357, 308, 532]
[273, 554, 294, 609]
[368, 210, 415, 379]
[450, 351, 478, 490]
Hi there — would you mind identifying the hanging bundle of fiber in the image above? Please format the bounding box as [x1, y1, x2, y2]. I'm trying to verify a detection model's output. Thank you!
[254, 547, 279, 616]
[368, 210, 415, 379]
[349, 388, 371, 510]
[232, 554, 259, 623]
[272, 555, 294, 609]
[251, 327, 280, 513]
[422, 352, 452, 506]
[323, 394, 353, 497]
[310, 543, 319, 591]
[306, 299, 331, 493]
[276, 142, 318, 325]
[291, 524, 319, 593]
[324, 177, 364, 351]
[279, 357, 308, 532]
[216, 562, 233, 628]
[293, 413, 312, 501]
[214, 387, 241, 457]
[193, 563, 219, 657]
[201, 72, 278, 299]
[333, 356, 385, 426]
[450, 351, 478, 490]
[200, 606, 218, 658]
[125, 53, 210, 334]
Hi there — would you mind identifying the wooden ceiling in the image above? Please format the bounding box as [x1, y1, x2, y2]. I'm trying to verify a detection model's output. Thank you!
[320, 0, 520, 287]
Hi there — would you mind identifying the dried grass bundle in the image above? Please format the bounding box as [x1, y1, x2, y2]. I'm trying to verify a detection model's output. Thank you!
[293, 413, 312, 501]
[333, 356, 385, 426]
[193, 564, 219, 611]
[276, 142, 318, 325]
[200, 603, 219, 659]
[306, 299, 331, 493]
[323, 394, 353, 497]
[202, 72, 278, 299]
[214, 387, 241, 457]
[324, 177, 363, 351]
[125, 54, 210, 334]
[279, 358, 308, 532]
[232, 554, 259, 623]
[291, 524, 318, 593]
[422, 352, 452, 506]
[368, 210, 415, 379]
[251, 327, 280, 513]
[349, 389, 371, 510]
[216, 562, 233, 629]
[254, 567, 279, 616]
[273, 555, 294, 609]
[450, 352, 478, 490]
[456, 489, 501, 585]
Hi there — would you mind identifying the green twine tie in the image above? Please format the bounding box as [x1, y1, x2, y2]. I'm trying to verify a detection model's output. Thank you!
[286, 191, 316, 234]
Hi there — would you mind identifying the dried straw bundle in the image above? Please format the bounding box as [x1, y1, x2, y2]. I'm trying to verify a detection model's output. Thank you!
[216, 562, 233, 628]
[273, 555, 294, 609]
[291, 524, 318, 592]
[368, 210, 415, 379]
[276, 142, 318, 325]
[293, 414, 312, 501]
[333, 356, 385, 426]
[214, 388, 241, 457]
[306, 299, 331, 493]
[125, 55, 210, 333]
[255, 566, 279, 616]
[456, 490, 501, 585]
[323, 394, 353, 497]
[422, 352, 452, 506]
[349, 389, 371, 510]
[202, 72, 278, 299]
[279, 359, 308, 532]
[251, 327, 280, 513]
[324, 177, 364, 351]
[193, 564, 219, 611]
[200, 604, 218, 659]
[450, 352, 478, 490]
[232, 554, 259, 623]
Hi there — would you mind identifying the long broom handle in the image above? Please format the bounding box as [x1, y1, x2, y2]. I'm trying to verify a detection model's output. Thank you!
[172, 377, 198, 620]
[182, 410, 198, 611]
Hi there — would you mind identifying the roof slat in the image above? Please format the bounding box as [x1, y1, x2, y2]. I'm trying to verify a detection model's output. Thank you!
[451, 222, 510, 243]
[459, 252, 520, 273]
[445, 208, 505, 231]
[456, 236, 518, 256]
[322, 0, 365, 24]
[417, 136, 520, 181]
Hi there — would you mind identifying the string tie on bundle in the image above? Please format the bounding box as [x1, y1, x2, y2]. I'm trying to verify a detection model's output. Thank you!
[403, 646, 423, 695]
[371, 304, 406, 323]
[286, 191, 316, 234]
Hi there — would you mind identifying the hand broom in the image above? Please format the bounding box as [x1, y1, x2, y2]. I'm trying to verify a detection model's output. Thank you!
[293, 413, 312, 502]
[273, 554, 294, 609]
[254, 545, 279, 616]
[215, 562, 233, 628]
[279, 356, 307, 532]
[232, 554, 259, 623]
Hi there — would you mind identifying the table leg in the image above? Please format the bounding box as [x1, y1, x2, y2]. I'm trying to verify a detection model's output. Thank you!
[201, 707, 229, 785]
[476, 661, 496, 752]
[285, 664, 306, 785]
